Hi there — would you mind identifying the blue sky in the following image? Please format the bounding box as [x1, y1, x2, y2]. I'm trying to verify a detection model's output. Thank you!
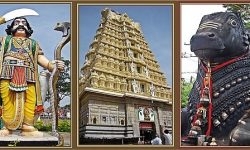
[79, 5, 173, 87]
[0, 3, 71, 107]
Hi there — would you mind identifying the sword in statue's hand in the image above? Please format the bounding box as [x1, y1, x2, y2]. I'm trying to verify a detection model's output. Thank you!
[0, 8, 39, 24]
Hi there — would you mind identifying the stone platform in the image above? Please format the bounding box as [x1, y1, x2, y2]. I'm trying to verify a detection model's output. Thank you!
[0, 130, 58, 146]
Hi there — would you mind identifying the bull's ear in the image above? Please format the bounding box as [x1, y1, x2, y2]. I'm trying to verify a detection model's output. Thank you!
[243, 29, 250, 52]
[235, 12, 242, 20]
[247, 30, 250, 45]
[235, 12, 245, 29]
[243, 29, 250, 46]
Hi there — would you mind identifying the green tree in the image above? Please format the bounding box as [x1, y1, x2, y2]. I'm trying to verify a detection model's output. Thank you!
[46, 59, 71, 103]
[223, 4, 250, 28]
[181, 79, 194, 108]
[56, 59, 71, 102]
[44, 59, 70, 129]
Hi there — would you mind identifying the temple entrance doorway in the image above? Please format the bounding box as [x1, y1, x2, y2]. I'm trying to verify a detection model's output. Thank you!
[139, 122, 156, 144]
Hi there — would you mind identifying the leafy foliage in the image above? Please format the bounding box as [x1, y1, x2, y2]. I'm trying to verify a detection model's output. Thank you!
[34, 119, 71, 132]
[223, 4, 250, 28]
[57, 59, 71, 101]
[57, 120, 71, 132]
[181, 80, 194, 108]
[46, 59, 71, 102]
[34, 120, 52, 131]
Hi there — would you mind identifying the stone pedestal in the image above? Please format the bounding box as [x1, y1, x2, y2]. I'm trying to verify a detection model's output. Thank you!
[0, 130, 58, 146]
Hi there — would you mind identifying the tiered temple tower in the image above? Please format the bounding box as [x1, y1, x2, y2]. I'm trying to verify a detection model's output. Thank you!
[79, 8, 172, 144]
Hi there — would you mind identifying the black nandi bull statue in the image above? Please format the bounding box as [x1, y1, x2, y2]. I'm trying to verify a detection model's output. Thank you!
[182, 12, 250, 146]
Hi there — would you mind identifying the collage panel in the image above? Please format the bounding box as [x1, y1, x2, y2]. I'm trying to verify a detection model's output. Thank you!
[78, 4, 173, 146]
[0, 3, 71, 147]
[4, 1, 250, 149]
[181, 4, 250, 147]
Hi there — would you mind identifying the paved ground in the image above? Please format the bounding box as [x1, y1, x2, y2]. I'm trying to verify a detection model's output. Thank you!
[60, 132, 71, 146]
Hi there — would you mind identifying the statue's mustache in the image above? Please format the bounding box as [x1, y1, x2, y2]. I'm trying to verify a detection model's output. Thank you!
[12, 25, 28, 33]
[16, 25, 28, 30]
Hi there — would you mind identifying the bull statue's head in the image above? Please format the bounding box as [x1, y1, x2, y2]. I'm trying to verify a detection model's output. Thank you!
[190, 12, 250, 64]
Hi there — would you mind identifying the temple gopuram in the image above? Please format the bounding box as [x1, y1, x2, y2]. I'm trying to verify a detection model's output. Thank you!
[79, 8, 172, 144]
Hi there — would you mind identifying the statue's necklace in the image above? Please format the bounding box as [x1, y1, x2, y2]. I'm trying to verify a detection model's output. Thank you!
[13, 37, 28, 49]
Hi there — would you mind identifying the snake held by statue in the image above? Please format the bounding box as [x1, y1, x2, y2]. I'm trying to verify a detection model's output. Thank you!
[49, 22, 70, 146]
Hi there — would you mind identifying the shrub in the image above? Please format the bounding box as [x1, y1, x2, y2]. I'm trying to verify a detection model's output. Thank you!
[34, 120, 52, 131]
[58, 120, 71, 132]
[34, 119, 71, 132]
